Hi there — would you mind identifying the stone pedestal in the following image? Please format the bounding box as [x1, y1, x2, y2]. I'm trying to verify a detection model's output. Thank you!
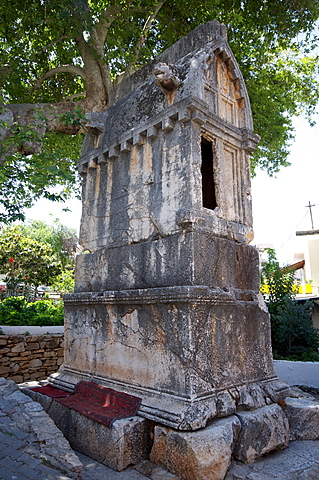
[54, 284, 287, 430]
[49, 20, 291, 479]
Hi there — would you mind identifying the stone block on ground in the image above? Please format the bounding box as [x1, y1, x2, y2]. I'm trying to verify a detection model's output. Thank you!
[233, 404, 289, 463]
[283, 395, 319, 441]
[226, 440, 319, 480]
[150, 415, 241, 480]
[27, 393, 151, 472]
[23, 385, 54, 411]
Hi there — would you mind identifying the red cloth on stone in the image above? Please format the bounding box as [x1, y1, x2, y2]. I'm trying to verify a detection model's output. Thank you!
[32, 381, 142, 427]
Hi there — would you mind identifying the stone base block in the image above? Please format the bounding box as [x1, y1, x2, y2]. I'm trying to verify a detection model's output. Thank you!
[50, 368, 290, 431]
[234, 404, 289, 463]
[283, 395, 319, 441]
[74, 232, 260, 292]
[24, 388, 151, 471]
[150, 416, 241, 480]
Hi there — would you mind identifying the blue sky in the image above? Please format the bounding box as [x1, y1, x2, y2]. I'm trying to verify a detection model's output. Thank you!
[26, 113, 319, 266]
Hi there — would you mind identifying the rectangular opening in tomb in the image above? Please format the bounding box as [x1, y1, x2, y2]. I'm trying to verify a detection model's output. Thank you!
[201, 137, 217, 210]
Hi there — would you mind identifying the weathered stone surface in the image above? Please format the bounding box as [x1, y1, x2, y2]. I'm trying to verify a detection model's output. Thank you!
[134, 461, 182, 479]
[283, 395, 319, 441]
[260, 378, 291, 403]
[216, 390, 237, 417]
[0, 334, 64, 383]
[11, 341, 25, 353]
[53, 20, 289, 434]
[74, 232, 261, 293]
[234, 404, 289, 463]
[150, 416, 241, 480]
[26, 390, 151, 472]
[57, 284, 289, 429]
[78, 20, 256, 253]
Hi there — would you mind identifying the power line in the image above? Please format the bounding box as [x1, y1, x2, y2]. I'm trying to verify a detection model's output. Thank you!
[278, 210, 309, 252]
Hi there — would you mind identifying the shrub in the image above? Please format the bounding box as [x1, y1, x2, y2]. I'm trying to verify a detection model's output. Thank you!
[261, 248, 319, 361]
[270, 297, 319, 360]
[0, 296, 27, 325]
[0, 296, 64, 326]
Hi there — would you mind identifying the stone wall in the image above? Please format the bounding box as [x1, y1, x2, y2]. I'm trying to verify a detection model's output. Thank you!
[0, 334, 64, 383]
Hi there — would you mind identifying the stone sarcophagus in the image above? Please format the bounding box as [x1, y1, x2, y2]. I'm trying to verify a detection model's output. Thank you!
[52, 21, 289, 431]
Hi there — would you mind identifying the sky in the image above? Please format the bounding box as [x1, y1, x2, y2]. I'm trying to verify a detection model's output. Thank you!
[25, 113, 319, 266]
[251, 113, 319, 265]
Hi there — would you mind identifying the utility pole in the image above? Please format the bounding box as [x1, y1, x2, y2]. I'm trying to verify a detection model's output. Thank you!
[296, 202, 319, 236]
[306, 201, 315, 230]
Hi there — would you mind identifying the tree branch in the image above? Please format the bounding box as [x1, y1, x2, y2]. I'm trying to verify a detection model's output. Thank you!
[94, 4, 122, 46]
[63, 92, 86, 101]
[121, 0, 166, 81]
[0, 100, 89, 165]
[75, 34, 111, 108]
[30, 65, 86, 93]
[36, 35, 70, 56]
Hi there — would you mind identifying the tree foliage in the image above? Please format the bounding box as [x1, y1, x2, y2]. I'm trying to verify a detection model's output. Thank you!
[260, 248, 319, 360]
[260, 248, 296, 304]
[0, 220, 78, 298]
[0, 131, 82, 223]
[0, 226, 62, 297]
[12, 219, 78, 271]
[0, 220, 78, 295]
[1, 0, 319, 221]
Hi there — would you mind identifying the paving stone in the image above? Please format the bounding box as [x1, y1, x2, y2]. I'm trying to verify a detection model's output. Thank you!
[225, 463, 250, 479]
[0, 414, 15, 423]
[0, 432, 26, 449]
[23, 401, 43, 412]
[0, 381, 17, 396]
[0, 402, 18, 413]
[0, 454, 23, 472]
[296, 465, 319, 480]
[16, 464, 40, 478]
[1, 445, 26, 460]
[0, 465, 20, 479]
[77, 451, 152, 480]
[246, 474, 272, 480]
[150, 466, 181, 480]
[16, 452, 42, 468]
[285, 440, 319, 465]
[3, 391, 27, 404]
[36, 461, 65, 477]
[0, 425, 28, 440]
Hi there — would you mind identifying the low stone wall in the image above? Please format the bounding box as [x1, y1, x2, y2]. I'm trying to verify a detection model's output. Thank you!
[0, 334, 64, 383]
